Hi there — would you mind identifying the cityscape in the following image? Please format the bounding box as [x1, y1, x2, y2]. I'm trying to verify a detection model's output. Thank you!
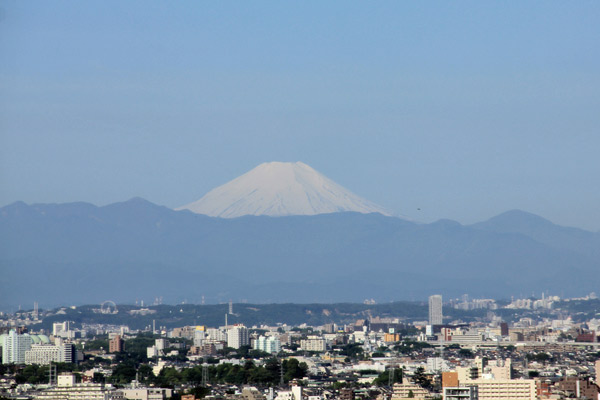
[1, 292, 600, 400]
[2, 2, 599, 400]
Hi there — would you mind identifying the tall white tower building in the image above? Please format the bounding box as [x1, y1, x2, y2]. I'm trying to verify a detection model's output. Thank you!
[429, 295, 443, 325]
[1, 330, 32, 364]
[227, 325, 249, 349]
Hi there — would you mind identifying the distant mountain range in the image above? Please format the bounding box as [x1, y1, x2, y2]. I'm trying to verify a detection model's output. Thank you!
[1, 198, 598, 309]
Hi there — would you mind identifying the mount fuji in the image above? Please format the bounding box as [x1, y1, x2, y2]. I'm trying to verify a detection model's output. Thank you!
[176, 161, 392, 218]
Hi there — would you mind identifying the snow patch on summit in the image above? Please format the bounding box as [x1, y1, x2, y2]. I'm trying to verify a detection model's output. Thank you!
[176, 161, 392, 218]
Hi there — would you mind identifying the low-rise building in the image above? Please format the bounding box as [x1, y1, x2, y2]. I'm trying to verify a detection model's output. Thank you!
[391, 382, 431, 400]
[33, 373, 123, 400]
[463, 378, 536, 400]
[119, 387, 172, 400]
[443, 386, 478, 400]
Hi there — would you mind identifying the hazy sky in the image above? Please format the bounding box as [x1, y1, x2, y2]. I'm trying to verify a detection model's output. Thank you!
[1, 1, 599, 230]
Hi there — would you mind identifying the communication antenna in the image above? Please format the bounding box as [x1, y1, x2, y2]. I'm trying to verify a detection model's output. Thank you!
[388, 366, 395, 386]
[229, 300, 233, 315]
[440, 331, 445, 360]
[202, 357, 209, 386]
[48, 362, 57, 385]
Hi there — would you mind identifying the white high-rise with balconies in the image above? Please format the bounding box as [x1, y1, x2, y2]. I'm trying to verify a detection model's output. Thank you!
[429, 295, 443, 325]
[227, 325, 249, 349]
[254, 336, 281, 354]
[1, 330, 32, 364]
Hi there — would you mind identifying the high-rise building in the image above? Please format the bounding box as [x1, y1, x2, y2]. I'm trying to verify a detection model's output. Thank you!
[206, 328, 227, 342]
[254, 336, 281, 354]
[499, 322, 509, 336]
[227, 325, 249, 349]
[300, 336, 327, 352]
[109, 335, 124, 353]
[24, 342, 75, 365]
[429, 295, 443, 325]
[155, 338, 167, 352]
[53, 322, 68, 337]
[193, 328, 206, 347]
[1, 330, 32, 364]
[25, 344, 60, 365]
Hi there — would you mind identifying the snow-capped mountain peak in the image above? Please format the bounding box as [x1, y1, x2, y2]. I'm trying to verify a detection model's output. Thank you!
[176, 161, 391, 218]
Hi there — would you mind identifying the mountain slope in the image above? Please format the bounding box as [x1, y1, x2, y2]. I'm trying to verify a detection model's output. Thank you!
[471, 209, 600, 257]
[176, 161, 391, 217]
[1, 200, 598, 308]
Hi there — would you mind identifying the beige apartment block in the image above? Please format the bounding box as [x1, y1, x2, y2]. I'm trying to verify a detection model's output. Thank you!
[391, 382, 431, 400]
[464, 378, 536, 400]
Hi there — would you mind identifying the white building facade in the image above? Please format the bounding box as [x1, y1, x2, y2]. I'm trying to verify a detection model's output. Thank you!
[227, 325, 249, 349]
[254, 336, 281, 354]
[1, 330, 32, 364]
[429, 294, 443, 325]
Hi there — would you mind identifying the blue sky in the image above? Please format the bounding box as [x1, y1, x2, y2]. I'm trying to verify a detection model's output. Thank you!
[1, 1, 599, 230]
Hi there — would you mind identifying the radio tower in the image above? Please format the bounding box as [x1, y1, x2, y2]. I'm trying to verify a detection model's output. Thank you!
[439, 327, 445, 361]
[202, 357, 209, 386]
[48, 362, 57, 386]
[229, 300, 233, 315]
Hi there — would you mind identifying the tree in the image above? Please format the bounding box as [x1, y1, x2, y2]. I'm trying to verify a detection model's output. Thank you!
[528, 371, 539, 378]
[138, 364, 155, 384]
[264, 358, 281, 384]
[458, 349, 474, 358]
[374, 368, 403, 386]
[111, 362, 137, 384]
[15, 365, 49, 384]
[92, 372, 105, 384]
[154, 367, 182, 388]
[339, 344, 364, 360]
[412, 367, 432, 391]
[283, 358, 308, 382]
[188, 387, 211, 399]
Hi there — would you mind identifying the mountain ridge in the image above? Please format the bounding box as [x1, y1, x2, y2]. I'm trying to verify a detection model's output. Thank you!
[1, 198, 597, 308]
